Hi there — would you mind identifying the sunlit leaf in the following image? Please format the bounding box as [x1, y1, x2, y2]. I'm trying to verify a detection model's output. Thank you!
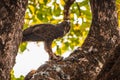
[56, 45, 61, 55]
[19, 42, 27, 52]
[52, 41, 57, 48]
[39, 0, 44, 4]
[37, 12, 44, 20]
[60, 0, 65, 5]
[80, 0, 89, 6]
[53, 3, 61, 16]
[28, 4, 35, 14]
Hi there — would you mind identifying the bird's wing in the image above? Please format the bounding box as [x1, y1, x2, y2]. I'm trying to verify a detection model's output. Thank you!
[23, 26, 35, 35]
[31, 24, 56, 40]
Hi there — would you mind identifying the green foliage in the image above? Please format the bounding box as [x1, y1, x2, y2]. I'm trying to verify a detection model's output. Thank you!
[19, 42, 27, 53]
[11, 70, 24, 80]
[21, 0, 120, 54]
[116, 0, 120, 27]
[20, 0, 92, 54]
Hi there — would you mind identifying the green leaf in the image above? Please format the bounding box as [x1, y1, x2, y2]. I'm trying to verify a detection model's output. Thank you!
[19, 42, 27, 52]
[53, 3, 61, 16]
[56, 45, 62, 55]
[28, 4, 35, 14]
[37, 12, 43, 20]
[80, 0, 89, 6]
[44, 0, 48, 4]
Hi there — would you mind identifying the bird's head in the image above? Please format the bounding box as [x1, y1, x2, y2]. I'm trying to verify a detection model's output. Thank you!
[60, 20, 71, 35]
[56, 20, 71, 37]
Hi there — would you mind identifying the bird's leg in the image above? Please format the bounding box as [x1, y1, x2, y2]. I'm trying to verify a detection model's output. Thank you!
[44, 41, 62, 60]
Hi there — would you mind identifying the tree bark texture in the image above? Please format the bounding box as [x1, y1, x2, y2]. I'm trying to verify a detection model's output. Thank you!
[96, 43, 120, 80]
[0, 0, 28, 80]
[26, 0, 120, 80]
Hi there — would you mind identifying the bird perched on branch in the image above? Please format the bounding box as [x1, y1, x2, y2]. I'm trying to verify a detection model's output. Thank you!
[22, 0, 75, 61]
[22, 20, 71, 60]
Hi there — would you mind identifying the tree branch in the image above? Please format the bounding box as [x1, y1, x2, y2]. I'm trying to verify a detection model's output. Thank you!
[63, 0, 75, 20]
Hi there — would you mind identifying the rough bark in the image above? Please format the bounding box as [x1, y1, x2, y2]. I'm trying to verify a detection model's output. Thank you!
[0, 0, 28, 80]
[26, 0, 120, 80]
[96, 43, 120, 80]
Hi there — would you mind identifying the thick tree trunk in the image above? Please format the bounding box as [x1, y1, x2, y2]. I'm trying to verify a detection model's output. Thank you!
[82, 0, 119, 62]
[96, 43, 120, 80]
[0, 0, 28, 80]
[81, 0, 120, 79]
[26, 0, 120, 80]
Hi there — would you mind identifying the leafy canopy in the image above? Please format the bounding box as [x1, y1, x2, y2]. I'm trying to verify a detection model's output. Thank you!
[20, 0, 120, 54]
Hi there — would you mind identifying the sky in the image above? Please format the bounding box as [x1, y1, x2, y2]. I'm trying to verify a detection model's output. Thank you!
[13, 42, 71, 78]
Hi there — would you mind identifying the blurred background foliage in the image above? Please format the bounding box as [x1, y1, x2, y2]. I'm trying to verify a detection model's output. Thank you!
[13, 0, 120, 79]
[20, 0, 91, 54]
[20, 0, 120, 55]
[116, 0, 120, 26]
